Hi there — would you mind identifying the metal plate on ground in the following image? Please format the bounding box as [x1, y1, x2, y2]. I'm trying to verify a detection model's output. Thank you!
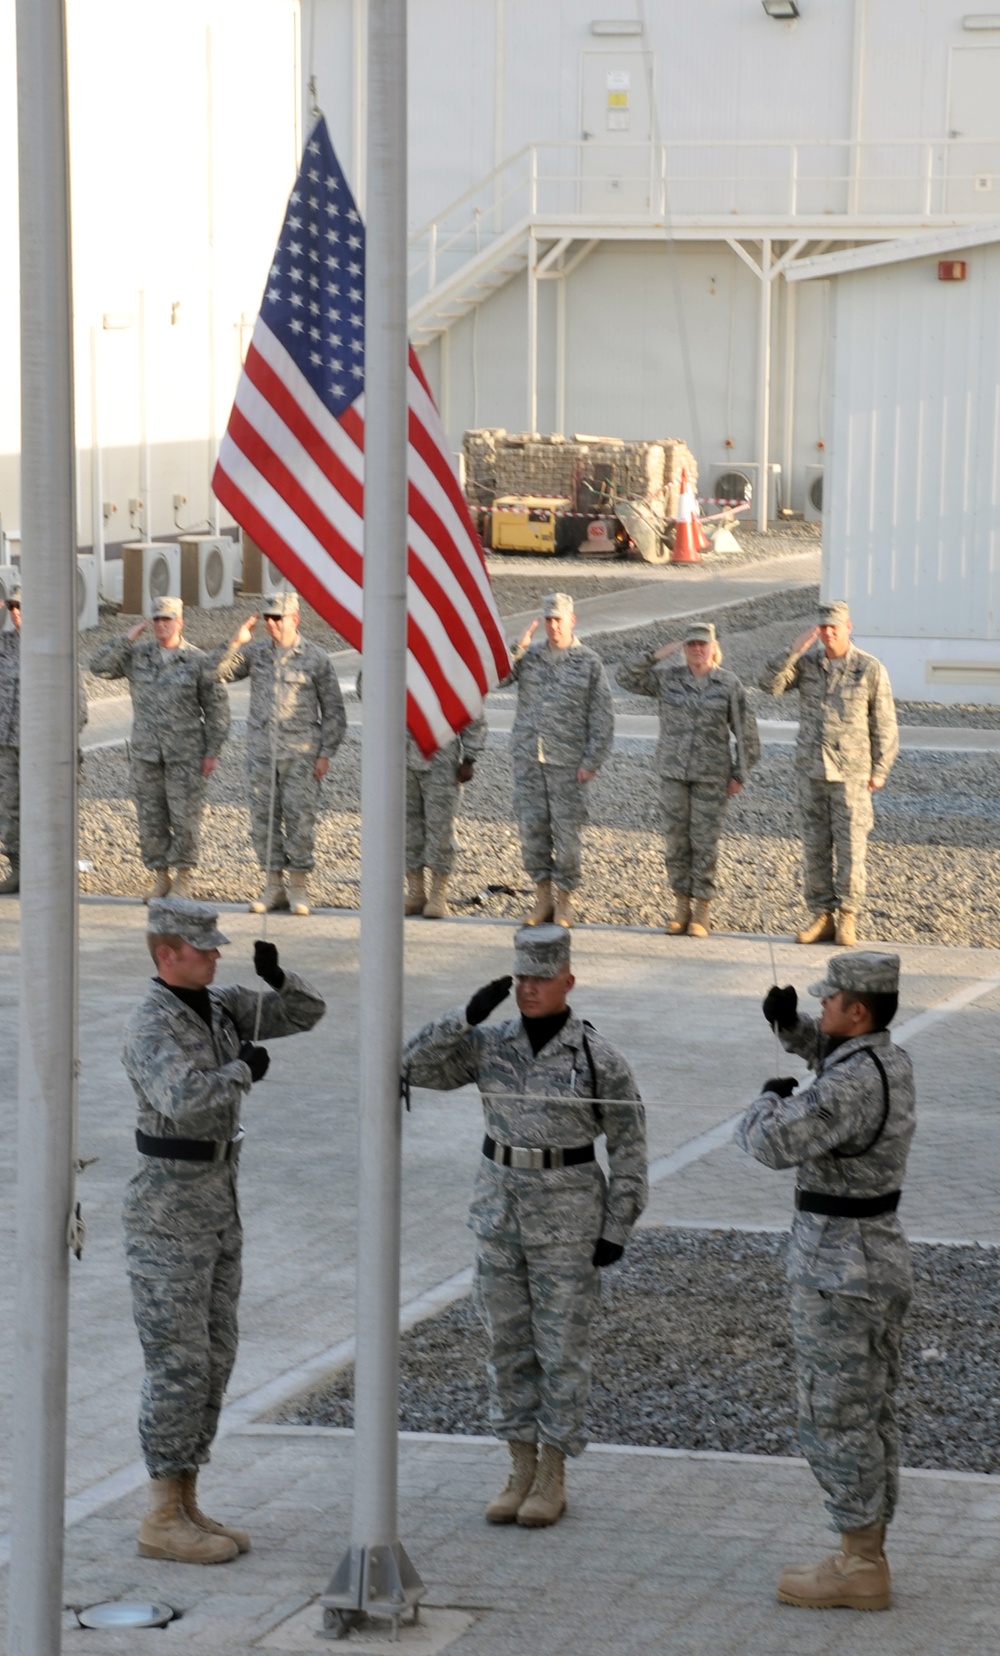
[77, 1601, 174, 1629]
[258, 1603, 473, 1652]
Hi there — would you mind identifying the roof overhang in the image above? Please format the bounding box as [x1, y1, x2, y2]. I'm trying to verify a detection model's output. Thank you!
[784, 217, 1000, 282]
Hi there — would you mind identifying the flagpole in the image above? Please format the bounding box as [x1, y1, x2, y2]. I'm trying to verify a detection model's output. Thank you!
[320, 0, 425, 1634]
[10, 0, 79, 1651]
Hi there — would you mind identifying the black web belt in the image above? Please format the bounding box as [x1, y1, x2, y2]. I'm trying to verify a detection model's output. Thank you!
[483, 1134, 595, 1171]
[136, 1128, 244, 1163]
[796, 1189, 901, 1218]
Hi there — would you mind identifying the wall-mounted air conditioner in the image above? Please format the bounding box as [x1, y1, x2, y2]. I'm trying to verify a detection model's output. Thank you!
[804, 464, 824, 524]
[0, 564, 18, 630]
[179, 536, 234, 610]
[241, 530, 292, 600]
[708, 462, 782, 520]
[122, 542, 181, 617]
[77, 554, 99, 631]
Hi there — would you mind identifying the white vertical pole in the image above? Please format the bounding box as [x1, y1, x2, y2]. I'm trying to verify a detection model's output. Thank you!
[848, 0, 867, 216]
[353, 0, 367, 213]
[555, 273, 567, 438]
[11, 0, 79, 1650]
[89, 325, 105, 590]
[321, 0, 424, 1629]
[781, 275, 797, 512]
[527, 229, 538, 435]
[756, 237, 772, 534]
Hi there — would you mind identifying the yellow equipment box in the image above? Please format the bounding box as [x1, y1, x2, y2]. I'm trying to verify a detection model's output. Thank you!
[490, 495, 570, 554]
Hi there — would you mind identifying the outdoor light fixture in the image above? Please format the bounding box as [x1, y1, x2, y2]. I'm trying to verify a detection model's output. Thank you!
[762, 0, 800, 17]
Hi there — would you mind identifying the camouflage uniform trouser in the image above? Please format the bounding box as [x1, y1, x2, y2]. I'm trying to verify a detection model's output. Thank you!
[659, 776, 730, 900]
[473, 1232, 600, 1458]
[513, 759, 588, 893]
[790, 1284, 910, 1532]
[797, 774, 873, 915]
[247, 749, 320, 871]
[130, 754, 207, 869]
[123, 1202, 243, 1479]
[406, 763, 459, 874]
[0, 744, 18, 866]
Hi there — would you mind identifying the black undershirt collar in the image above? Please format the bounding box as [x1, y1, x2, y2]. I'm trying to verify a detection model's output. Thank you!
[521, 1006, 571, 1055]
[155, 976, 214, 1031]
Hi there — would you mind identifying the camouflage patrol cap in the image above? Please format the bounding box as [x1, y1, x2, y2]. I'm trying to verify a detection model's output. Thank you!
[683, 621, 717, 644]
[150, 596, 183, 620]
[513, 922, 571, 979]
[808, 950, 900, 999]
[147, 896, 230, 951]
[817, 599, 850, 627]
[261, 591, 300, 617]
[4, 580, 21, 605]
[542, 592, 575, 619]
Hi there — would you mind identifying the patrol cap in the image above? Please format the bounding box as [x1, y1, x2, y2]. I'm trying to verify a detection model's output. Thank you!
[683, 621, 717, 645]
[817, 599, 851, 627]
[261, 591, 300, 618]
[150, 595, 183, 620]
[513, 922, 571, 979]
[4, 580, 21, 605]
[808, 950, 900, 999]
[147, 895, 230, 951]
[541, 592, 575, 619]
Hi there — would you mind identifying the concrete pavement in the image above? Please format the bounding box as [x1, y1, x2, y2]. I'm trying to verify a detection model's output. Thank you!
[2, 905, 1000, 1651]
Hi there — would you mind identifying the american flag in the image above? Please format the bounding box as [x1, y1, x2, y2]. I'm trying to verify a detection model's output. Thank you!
[212, 116, 510, 754]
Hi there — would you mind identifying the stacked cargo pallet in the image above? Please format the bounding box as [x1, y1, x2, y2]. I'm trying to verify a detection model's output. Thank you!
[463, 429, 696, 524]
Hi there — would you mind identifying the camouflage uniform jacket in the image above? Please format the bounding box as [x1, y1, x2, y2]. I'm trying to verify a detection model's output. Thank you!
[405, 713, 488, 775]
[616, 654, 760, 784]
[90, 636, 229, 762]
[0, 630, 88, 746]
[403, 1007, 648, 1246]
[507, 640, 614, 770]
[212, 636, 346, 760]
[123, 971, 325, 1230]
[759, 641, 898, 783]
[735, 1019, 915, 1298]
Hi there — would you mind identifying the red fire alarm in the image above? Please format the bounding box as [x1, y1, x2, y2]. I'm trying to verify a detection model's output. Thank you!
[938, 260, 967, 281]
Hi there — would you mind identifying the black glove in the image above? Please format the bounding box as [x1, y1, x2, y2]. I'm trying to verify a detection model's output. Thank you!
[254, 940, 285, 989]
[592, 1238, 625, 1269]
[762, 1077, 798, 1098]
[466, 976, 513, 1025]
[762, 984, 798, 1031]
[238, 1041, 271, 1082]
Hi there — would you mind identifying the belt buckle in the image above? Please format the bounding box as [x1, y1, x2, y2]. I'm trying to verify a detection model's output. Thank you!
[509, 1145, 543, 1170]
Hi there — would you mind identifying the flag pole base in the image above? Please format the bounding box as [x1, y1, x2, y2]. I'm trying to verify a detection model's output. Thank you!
[319, 1542, 425, 1641]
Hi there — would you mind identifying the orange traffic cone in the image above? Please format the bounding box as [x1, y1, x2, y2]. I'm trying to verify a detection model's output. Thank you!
[671, 470, 709, 564]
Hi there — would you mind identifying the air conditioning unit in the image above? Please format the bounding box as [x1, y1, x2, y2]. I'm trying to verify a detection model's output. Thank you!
[1, 531, 19, 565]
[708, 462, 782, 520]
[77, 554, 99, 631]
[122, 542, 181, 617]
[804, 464, 824, 523]
[179, 536, 234, 609]
[0, 564, 18, 630]
[240, 530, 291, 599]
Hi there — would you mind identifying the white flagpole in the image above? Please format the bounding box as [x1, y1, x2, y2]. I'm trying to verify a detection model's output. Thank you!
[10, 0, 80, 1650]
[320, 0, 425, 1634]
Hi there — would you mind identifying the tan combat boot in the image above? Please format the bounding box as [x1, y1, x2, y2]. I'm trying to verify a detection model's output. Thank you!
[835, 910, 857, 946]
[144, 868, 172, 904]
[137, 1476, 238, 1564]
[171, 867, 195, 900]
[687, 898, 711, 938]
[249, 872, 289, 915]
[423, 872, 450, 919]
[665, 893, 691, 936]
[0, 857, 19, 895]
[517, 1443, 566, 1528]
[404, 868, 426, 915]
[776, 1524, 890, 1611]
[287, 871, 311, 916]
[179, 1470, 251, 1554]
[553, 888, 574, 929]
[795, 911, 836, 944]
[484, 1441, 537, 1525]
[525, 879, 554, 925]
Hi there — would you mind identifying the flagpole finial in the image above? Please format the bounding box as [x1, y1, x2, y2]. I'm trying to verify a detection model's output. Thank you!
[308, 75, 321, 119]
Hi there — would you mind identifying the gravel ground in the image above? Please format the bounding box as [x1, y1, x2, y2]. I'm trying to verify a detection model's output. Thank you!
[276, 1227, 1000, 1476]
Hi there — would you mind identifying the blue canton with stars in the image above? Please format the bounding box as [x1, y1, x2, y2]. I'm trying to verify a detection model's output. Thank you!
[261, 117, 365, 419]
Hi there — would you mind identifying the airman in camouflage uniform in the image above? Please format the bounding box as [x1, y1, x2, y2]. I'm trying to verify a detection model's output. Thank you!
[404, 923, 647, 1528]
[759, 600, 898, 947]
[617, 620, 760, 937]
[405, 715, 488, 919]
[508, 593, 614, 929]
[90, 597, 229, 902]
[123, 895, 325, 1562]
[736, 951, 914, 1611]
[0, 581, 88, 894]
[212, 593, 346, 917]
